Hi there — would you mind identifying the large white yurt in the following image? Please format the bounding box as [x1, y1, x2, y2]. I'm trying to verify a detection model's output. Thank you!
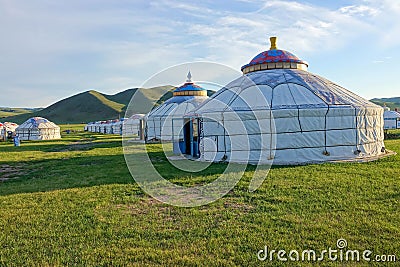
[383, 107, 400, 129]
[182, 37, 386, 165]
[16, 117, 61, 141]
[123, 114, 145, 139]
[145, 72, 209, 141]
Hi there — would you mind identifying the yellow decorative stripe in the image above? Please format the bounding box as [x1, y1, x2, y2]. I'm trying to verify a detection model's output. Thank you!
[242, 62, 308, 74]
[173, 90, 207, 96]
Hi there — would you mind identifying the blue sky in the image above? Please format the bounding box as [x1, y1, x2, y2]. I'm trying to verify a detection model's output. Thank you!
[1, 0, 399, 107]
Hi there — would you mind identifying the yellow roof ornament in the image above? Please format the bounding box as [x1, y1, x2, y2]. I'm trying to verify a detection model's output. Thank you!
[270, 36, 277, 50]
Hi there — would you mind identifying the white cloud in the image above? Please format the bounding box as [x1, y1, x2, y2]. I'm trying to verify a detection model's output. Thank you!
[186, 0, 372, 70]
[339, 5, 380, 17]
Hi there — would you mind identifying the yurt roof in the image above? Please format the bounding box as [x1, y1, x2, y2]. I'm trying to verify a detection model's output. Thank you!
[241, 37, 308, 74]
[191, 69, 378, 115]
[173, 82, 205, 92]
[129, 114, 145, 120]
[4, 122, 18, 129]
[148, 72, 209, 117]
[17, 117, 59, 129]
[173, 71, 206, 93]
[163, 71, 208, 102]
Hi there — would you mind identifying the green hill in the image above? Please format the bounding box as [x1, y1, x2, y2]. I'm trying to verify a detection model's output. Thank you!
[0, 107, 41, 119]
[5, 86, 175, 124]
[370, 97, 400, 110]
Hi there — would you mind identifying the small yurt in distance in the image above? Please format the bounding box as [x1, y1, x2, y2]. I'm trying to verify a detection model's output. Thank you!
[93, 121, 102, 133]
[145, 71, 209, 141]
[0, 122, 5, 141]
[16, 117, 61, 140]
[111, 118, 127, 135]
[99, 121, 107, 134]
[123, 114, 145, 139]
[383, 106, 400, 129]
[183, 37, 386, 164]
[104, 120, 115, 134]
[0, 122, 19, 141]
[84, 122, 92, 131]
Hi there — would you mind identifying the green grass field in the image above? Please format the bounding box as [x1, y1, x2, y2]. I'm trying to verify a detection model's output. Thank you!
[0, 126, 399, 266]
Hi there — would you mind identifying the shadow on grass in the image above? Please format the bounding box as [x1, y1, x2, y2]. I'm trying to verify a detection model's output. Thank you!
[2, 134, 398, 197]
[0, 150, 237, 197]
[0, 154, 133, 196]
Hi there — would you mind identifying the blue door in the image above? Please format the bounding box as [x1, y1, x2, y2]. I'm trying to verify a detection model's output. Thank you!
[182, 118, 200, 158]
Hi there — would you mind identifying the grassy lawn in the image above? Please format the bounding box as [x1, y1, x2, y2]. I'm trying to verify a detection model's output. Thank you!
[0, 125, 399, 266]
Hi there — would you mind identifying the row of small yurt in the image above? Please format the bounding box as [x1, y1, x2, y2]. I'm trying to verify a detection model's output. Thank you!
[85, 117, 144, 137]
[15, 117, 61, 141]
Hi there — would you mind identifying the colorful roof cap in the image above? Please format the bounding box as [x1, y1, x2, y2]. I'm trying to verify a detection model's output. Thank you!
[30, 117, 49, 124]
[173, 71, 207, 93]
[241, 37, 308, 74]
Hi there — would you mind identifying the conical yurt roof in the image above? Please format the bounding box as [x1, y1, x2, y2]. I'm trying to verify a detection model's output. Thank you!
[147, 72, 209, 118]
[17, 117, 59, 129]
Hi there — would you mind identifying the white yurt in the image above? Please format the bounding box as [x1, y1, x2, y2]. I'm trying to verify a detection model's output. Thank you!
[88, 122, 96, 132]
[99, 121, 107, 133]
[4, 122, 19, 133]
[123, 114, 145, 139]
[145, 72, 209, 141]
[16, 117, 61, 141]
[93, 121, 102, 133]
[182, 37, 386, 164]
[383, 106, 400, 129]
[84, 122, 93, 131]
[111, 118, 126, 135]
[104, 120, 115, 134]
[0, 122, 5, 140]
[1, 122, 19, 140]
[86, 122, 94, 132]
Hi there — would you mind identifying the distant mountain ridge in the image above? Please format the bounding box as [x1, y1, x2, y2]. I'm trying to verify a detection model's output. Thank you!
[5, 86, 174, 124]
[4, 91, 397, 124]
[370, 97, 400, 110]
